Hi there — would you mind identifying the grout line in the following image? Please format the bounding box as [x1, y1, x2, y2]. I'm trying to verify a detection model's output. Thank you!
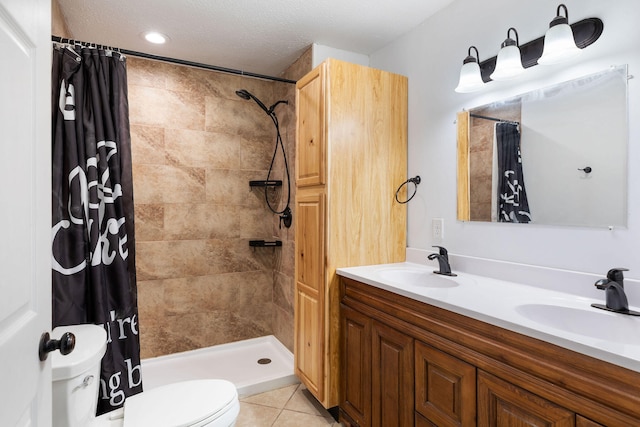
[271, 386, 301, 427]
[271, 408, 285, 427]
[282, 383, 301, 409]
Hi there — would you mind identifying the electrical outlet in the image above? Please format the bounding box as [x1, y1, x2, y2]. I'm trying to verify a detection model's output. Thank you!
[432, 218, 444, 241]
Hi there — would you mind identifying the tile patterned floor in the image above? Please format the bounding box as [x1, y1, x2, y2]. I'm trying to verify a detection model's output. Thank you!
[237, 383, 342, 426]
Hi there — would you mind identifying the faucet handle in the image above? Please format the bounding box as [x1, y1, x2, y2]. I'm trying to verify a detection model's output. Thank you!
[432, 245, 448, 258]
[607, 268, 629, 285]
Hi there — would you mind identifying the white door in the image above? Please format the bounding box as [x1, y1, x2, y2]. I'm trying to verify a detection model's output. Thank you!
[0, 0, 52, 425]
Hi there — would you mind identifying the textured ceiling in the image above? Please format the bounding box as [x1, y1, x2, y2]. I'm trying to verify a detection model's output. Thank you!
[57, 0, 454, 77]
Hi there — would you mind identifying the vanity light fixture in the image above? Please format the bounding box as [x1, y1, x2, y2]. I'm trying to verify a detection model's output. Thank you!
[538, 4, 582, 65]
[455, 46, 485, 93]
[490, 28, 525, 81]
[454, 4, 603, 93]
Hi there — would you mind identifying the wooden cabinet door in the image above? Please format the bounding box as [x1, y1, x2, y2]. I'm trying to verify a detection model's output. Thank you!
[295, 63, 325, 187]
[478, 371, 574, 427]
[295, 287, 322, 397]
[294, 191, 325, 398]
[416, 412, 439, 427]
[371, 320, 414, 427]
[415, 340, 476, 427]
[341, 305, 372, 427]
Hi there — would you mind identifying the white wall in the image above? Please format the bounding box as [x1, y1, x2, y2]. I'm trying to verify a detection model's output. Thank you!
[312, 43, 370, 68]
[369, 0, 640, 281]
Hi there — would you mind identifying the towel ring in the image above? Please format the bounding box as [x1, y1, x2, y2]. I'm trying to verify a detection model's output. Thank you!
[395, 176, 421, 204]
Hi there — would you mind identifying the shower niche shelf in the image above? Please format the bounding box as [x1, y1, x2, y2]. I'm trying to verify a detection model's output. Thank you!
[249, 180, 282, 188]
[249, 240, 283, 248]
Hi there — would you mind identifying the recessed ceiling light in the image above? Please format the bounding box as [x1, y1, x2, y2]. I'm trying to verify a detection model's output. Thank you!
[142, 31, 169, 44]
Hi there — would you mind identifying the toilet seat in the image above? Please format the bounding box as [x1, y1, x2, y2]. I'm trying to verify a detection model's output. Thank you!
[123, 379, 239, 427]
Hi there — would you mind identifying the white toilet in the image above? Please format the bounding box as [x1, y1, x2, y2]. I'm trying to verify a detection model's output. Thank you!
[51, 324, 240, 427]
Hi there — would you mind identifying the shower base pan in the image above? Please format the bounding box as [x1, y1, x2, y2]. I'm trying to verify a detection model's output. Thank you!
[141, 335, 298, 397]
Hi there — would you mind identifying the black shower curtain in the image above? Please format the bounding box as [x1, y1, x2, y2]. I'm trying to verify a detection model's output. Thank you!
[51, 44, 142, 415]
[496, 122, 532, 223]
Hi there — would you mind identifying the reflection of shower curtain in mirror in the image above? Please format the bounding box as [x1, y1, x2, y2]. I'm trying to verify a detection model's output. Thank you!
[495, 122, 531, 223]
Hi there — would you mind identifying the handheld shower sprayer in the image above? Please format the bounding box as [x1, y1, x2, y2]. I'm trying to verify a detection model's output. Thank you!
[236, 88, 293, 228]
[235, 89, 269, 115]
[235, 89, 288, 116]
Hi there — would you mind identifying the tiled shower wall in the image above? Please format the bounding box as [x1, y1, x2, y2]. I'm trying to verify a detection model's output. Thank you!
[270, 49, 312, 351]
[128, 57, 300, 358]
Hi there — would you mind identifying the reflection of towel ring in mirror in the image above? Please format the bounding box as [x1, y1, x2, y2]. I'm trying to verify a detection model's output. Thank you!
[395, 176, 421, 204]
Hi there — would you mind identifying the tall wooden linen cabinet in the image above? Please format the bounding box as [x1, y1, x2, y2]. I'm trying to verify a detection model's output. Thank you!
[294, 59, 408, 408]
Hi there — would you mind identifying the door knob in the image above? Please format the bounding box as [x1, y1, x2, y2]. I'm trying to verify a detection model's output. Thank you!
[39, 331, 75, 361]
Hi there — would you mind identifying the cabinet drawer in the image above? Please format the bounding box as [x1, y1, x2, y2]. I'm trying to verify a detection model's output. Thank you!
[478, 370, 574, 427]
[577, 415, 605, 427]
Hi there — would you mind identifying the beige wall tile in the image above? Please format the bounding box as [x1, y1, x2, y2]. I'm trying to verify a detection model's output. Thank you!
[164, 129, 244, 169]
[127, 57, 169, 89]
[282, 46, 313, 82]
[274, 240, 294, 278]
[163, 203, 240, 240]
[273, 271, 293, 314]
[163, 64, 263, 100]
[129, 85, 205, 130]
[162, 272, 270, 316]
[272, 305, 294, 353]
[204, 239, 272, 275]
[130, 125, 167, 166]
[133, 164, 206, 204]
[136, 279, 164, 328]
[239, 207, 274, 239]
[270, 75, 299, 350]
[136, 240, 210, 280]
[240, 135, 276, 171]
[205, 95, 272, 139]
[205, 169, 268, 207]
[128, 57, 302, 358]
[134, 204, 165, 242]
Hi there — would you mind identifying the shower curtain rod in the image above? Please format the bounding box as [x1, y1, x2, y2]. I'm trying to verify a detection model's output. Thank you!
[470, 113, 520, 126]
[51, 35, 297, 84]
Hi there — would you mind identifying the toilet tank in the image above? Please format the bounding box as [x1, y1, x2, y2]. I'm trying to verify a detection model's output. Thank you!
[51, 324, 107, 427]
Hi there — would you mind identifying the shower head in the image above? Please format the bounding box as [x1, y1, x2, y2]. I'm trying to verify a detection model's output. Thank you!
[236, 89, 288, 116]
[235, 89, 251, 100]
[235, 89, 270, 115]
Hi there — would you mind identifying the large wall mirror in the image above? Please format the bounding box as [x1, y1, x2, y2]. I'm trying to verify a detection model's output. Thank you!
[457, 65, 628, 228]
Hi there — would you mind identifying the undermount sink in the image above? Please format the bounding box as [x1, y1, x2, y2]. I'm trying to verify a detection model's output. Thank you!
[516, 303, 640, 345]
[377, 268, 460, 288]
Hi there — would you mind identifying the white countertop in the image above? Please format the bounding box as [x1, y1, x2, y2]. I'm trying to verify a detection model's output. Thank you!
[337, 262, 640, 373]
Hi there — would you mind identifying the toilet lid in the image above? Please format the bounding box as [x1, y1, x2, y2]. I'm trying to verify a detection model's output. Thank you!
[123, 379, 238, 427]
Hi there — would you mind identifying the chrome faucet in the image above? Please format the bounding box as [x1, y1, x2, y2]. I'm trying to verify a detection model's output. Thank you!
[427, 246, 457, 277]
[591, 268, 640, 316]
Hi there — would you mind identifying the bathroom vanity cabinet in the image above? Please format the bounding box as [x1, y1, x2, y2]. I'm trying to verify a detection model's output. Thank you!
[340, 277, 640, 427]
[294, 59, 407, 408]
